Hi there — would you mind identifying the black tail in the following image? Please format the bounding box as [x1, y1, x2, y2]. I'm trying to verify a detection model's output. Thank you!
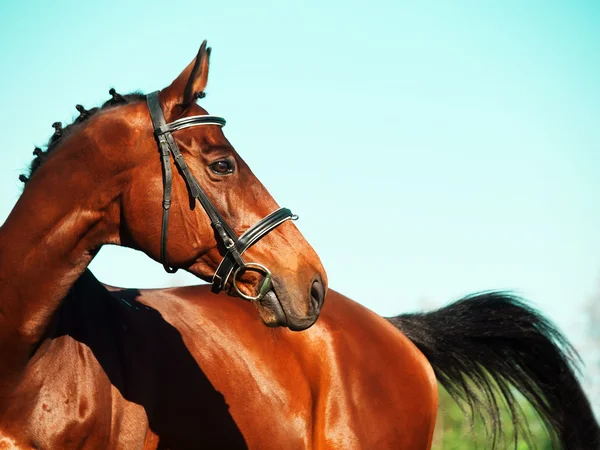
[387, 292, 599, 450]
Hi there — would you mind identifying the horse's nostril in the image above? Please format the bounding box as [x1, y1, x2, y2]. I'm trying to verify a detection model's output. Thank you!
[310, 279, 325, 314]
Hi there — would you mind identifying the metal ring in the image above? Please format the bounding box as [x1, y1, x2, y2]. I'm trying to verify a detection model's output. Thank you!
[232, 262, 272, 301]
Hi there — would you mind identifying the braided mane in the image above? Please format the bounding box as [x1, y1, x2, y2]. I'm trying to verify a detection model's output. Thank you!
[20, 89, 145, 184]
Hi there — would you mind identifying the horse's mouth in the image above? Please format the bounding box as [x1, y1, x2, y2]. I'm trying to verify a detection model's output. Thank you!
[255, 289, 288, 328]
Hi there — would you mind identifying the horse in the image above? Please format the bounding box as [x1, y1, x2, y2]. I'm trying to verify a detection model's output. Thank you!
[1, 268, 597, 448]
[0, 41, 327, 444]
[2, 40, 598, 449]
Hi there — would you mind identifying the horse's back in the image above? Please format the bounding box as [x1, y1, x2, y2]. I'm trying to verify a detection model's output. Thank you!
[1, 280, 437, 450]
[291, 290, 438, 449]
[144, 286, 438, 450]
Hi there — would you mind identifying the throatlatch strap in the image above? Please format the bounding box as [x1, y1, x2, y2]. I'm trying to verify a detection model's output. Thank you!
[159, 136, 176, 273]
[148, 92, 177, 273]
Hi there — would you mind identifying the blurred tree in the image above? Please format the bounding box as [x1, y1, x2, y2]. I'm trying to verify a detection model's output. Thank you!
[431, 384, 553, 449]
[584, 277, 600, 417]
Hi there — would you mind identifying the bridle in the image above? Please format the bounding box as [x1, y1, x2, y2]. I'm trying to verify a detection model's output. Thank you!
[146, 91, 297, 301]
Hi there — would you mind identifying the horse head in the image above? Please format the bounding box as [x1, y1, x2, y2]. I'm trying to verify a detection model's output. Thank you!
[21, 41, 326, 331]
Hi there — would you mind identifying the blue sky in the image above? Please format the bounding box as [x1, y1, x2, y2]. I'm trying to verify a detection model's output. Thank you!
[1, 0, 599, 406]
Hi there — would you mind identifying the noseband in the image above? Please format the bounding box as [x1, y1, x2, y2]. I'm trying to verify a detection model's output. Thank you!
[146, 91, 297, 301]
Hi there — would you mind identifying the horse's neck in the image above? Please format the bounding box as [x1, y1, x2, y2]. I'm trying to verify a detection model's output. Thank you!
[0, 160, 119, 380]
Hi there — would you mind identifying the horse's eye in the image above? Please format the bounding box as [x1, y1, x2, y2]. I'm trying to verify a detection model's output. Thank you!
[209, 160, 234, 175]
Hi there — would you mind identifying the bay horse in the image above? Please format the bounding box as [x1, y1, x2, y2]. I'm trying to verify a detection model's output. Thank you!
[1, 268, 597, 449]
[0, 42, 327, 443]
[1, 40, 598, 449]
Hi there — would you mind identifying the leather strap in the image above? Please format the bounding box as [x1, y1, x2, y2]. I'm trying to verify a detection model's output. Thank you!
[212, 208, 297, 292]
[156, 115, 226, 134]
[148, 92, 177, 272]
[159, 136, 176, 273]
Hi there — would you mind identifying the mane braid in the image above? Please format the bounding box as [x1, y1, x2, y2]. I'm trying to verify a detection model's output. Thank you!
[21, 90, 145, 184]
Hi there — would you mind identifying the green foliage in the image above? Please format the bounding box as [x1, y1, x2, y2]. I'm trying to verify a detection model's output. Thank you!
[431, 384, 554, 450]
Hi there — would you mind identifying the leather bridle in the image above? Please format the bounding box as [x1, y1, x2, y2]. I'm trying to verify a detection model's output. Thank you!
[146, 91, 297, 301]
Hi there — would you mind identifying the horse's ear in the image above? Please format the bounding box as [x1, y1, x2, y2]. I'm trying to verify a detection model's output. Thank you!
[160, 40, 211, 117]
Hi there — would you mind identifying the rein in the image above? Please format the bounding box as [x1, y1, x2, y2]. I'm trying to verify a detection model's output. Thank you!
[146, 91, 297, 301]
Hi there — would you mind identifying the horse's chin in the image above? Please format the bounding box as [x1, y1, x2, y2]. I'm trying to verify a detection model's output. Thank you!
[253, 290, 288, 328]
[254, 290, 321, 331]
